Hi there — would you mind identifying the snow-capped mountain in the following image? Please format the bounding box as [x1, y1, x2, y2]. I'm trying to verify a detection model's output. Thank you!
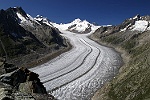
[0, 7, 66, 63]
[52, 18, 100, 33]
[33, 16, 100, 33]
[13, 7, 64, 46]
[120, 15, 150, 32]
[95, 14, 150, 36]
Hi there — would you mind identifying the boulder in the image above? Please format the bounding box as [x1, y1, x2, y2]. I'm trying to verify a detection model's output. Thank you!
[19, 81, 33, 94]
[19, 81, 47, 94]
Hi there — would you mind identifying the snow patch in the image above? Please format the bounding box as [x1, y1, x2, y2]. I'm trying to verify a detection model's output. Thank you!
[120, 23, 132, 32]
[16, 12, 27, 23]
[27, 14, 34, 21]
[16, 12, 34, 27]
[132, 20, 148, 32]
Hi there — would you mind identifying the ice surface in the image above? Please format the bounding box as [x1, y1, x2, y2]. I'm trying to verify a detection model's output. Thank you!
[30, 29, 122, 100]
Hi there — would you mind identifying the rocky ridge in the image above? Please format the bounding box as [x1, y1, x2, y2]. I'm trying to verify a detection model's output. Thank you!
[0, 7, 68, 68]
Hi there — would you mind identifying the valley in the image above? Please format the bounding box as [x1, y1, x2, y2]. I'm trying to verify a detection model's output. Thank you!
[0, 7, 150, 100]
[30, 30, 122, 99]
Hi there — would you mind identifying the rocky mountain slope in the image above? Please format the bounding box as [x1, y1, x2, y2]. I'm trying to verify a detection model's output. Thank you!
[0, 7, 68, 100]
[91, 15, 150, 100]
[52, 18, 100, 33]
[0, 7, 68, 68]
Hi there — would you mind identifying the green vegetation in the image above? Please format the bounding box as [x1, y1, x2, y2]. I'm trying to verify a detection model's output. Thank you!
[122, 39, 136, 51]
[91, 30, 150, 100]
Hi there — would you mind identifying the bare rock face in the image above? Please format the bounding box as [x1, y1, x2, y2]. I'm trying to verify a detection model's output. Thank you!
[0, 66, 55, 100]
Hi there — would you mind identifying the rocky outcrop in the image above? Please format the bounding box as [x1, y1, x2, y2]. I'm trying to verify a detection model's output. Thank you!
[0, 66, 55, 100]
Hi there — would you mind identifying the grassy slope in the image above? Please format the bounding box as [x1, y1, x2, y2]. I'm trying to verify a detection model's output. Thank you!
[91, 30, 150, 100]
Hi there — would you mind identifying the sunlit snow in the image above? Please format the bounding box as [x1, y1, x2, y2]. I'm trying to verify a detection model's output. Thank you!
[52, 18, 100, 33]
[16, 12, 34, 27]
[34, 15, 54, 27]
[16, 12, 27, 23]
[132, 20, 148, 32]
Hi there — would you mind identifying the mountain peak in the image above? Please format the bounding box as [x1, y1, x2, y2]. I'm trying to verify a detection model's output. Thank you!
[133, 14, 140, 20]
[72, 18, 82, 23]
[36, 15, 43, 18]
[7, 7, 27, 17]
[71, 18, 90, 24]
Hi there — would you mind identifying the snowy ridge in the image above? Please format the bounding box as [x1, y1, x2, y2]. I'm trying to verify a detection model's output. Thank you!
[16, 10, 100, 34]
[16, 12, 54, 28]
[16, 10, 150, 33]
[16, 12, 40, 27]
[34, 15, 54, 27]
[52, 18, 100, 33]
[121, 15, 150, 32]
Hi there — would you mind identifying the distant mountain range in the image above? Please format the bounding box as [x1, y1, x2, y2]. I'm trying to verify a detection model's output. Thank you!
[52, 18, 100, 33]
[34, 15, 100, 33]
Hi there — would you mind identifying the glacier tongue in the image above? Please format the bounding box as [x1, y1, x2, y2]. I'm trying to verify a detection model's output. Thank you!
[30, 30, 122, 100]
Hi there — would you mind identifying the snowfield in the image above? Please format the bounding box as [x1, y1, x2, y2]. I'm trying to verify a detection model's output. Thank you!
[132, 20, 149, 32]
[52, 18, 100, 33]
[30, 30, 122, 100]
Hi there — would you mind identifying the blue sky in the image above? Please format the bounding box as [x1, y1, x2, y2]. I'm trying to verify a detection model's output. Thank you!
[0, 0, 150, 25]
